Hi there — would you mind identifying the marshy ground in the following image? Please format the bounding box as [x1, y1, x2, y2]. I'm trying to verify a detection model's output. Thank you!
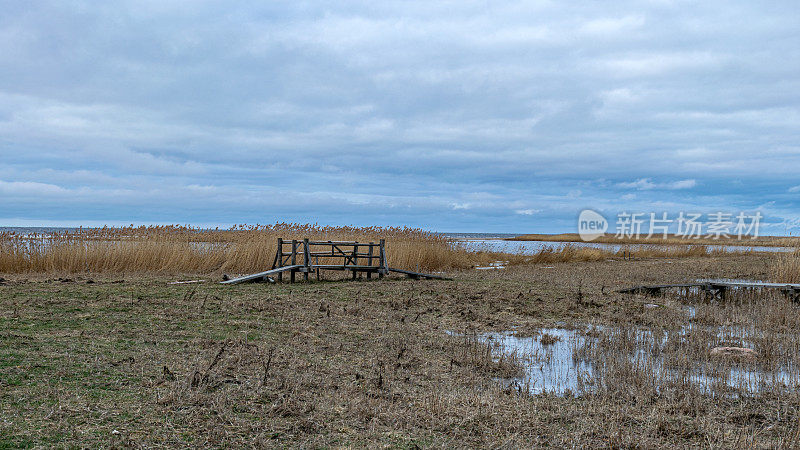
[2, 253, 799, 447]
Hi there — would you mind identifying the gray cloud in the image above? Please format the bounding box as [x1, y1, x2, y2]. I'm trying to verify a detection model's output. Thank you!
[0, 0, 799, 232]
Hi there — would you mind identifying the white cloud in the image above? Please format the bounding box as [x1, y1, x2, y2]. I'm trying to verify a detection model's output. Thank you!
[669, 179, 697, 189]
[515, 209, 541, 216]
[594, 52, 727, 77]
[617, 178, 697, 190]
[0, 180, 67, 196]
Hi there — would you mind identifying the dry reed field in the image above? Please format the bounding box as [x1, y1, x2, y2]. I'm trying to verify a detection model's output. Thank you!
[0, 224, 484, 274]
[771, 247, 800, 283]
[3, 252, 800, 447]
[0, 225, 751, 276]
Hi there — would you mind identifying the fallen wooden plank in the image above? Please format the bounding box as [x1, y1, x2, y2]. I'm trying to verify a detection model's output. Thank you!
[220, 265, 303, 285]
[618, 283, 699, 293]
[169, 279, 206, 285]
[696, 279, 800, 289]
[221, 265, 450, 285]
[619, 280, 800, 295]
[388, 267, 451, 280]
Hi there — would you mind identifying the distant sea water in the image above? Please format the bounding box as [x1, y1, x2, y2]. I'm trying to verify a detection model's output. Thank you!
[444, 232, 519, 240]
[0, 227, 77, 235]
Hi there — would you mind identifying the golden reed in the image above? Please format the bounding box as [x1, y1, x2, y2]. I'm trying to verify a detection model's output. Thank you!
[0, 224, 488, 274]
[0, 224, 728, 275]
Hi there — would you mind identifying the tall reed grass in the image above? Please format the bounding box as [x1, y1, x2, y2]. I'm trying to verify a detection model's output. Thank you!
[771, 247, 800, 283]
[0, 224, 500, 274]
[0, 225, 731, 275]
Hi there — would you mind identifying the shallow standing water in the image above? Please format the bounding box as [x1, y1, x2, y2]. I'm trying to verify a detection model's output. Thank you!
[482, 315, 800, 397]
[456, 239, 792, 254]
[485, 328, 592, 395]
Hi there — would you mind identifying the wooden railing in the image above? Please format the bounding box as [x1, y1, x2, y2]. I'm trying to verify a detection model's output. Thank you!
[221, 238, 448, 285]
[272, 238, 389, 282]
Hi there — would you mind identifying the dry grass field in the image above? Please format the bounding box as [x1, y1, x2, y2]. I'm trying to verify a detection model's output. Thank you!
[772, 248, 800, 283]
[0, 225, 758, 277]
[3, 250, 800, 447]
[0, 224, 482, 274]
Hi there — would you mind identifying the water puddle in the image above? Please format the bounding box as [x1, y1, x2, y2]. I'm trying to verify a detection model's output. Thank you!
[485, 328, 592, 395]
[456, 239, 793, 254]
[479, 318, 800, 397]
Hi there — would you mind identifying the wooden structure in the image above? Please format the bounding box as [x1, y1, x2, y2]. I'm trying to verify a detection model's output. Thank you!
[619, 279, 800, 302]
[221, 238, 449, 285]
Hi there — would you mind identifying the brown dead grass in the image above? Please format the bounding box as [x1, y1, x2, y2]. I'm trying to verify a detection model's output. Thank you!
[770, 247, 800, 283]
[0, 225, 738, 275]
[2, 253, 798, 447]
[0, 224, 490, 274]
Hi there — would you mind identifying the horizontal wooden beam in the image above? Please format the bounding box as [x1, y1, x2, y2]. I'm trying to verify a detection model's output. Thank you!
[310, 264, 386, 271]
[277, 240, 379, 246]
[308, 241, 378, 246]
[280, 252, 381, 259]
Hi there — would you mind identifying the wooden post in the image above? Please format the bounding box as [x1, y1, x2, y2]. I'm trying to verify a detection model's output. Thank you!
[366, 242, 373, 280]
[277, 238, 283, 282]
[379, 239, 386, 279]
[290, 239, 297, 283]
[316, 256, 320, 281]
[270, 245, 279, 270]
[303, 238, 310, 281]
[352, 242, 359, 280]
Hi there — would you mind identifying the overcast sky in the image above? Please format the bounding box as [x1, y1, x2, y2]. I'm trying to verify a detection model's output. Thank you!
[1, 1, 799, 233]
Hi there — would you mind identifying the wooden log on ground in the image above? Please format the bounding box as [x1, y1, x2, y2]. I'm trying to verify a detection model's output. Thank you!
[619, 280, 800, 298]
[388, 268, 452, 280]
[220, 265, 304, 285]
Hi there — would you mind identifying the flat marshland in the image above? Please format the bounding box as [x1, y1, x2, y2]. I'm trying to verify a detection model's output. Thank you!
[0, 225, 479, 274]
[0, 225, 753, 275]
[3, 228, 800, 446]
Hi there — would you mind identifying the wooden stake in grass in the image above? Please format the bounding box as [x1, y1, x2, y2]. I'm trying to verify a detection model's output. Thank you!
[262, 347, 274, 386]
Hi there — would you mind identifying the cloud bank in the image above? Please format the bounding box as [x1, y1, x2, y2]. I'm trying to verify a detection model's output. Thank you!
[0, 1, 799, 232]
